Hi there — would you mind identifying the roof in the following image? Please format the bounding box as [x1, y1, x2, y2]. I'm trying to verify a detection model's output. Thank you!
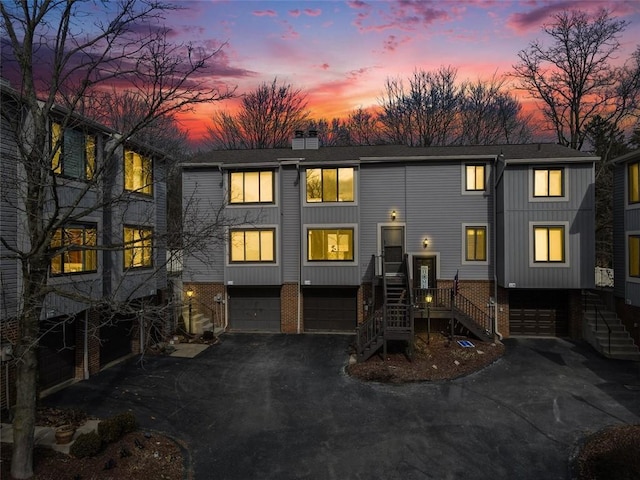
[183, 143, 596, 168]
[611, 148, 640, 164]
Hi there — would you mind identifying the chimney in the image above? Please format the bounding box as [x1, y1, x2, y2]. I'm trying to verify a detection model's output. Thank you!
[292, 130, 319, 150]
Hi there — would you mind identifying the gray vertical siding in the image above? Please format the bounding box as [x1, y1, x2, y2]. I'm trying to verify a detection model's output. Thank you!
[281, 166, 300, 283]
[613, 165, 625, 298]
[0, 114, 19, 320]
[155, 161, 167, 291]
[500, 162, 595, 289]
[182, 169, 225, 282]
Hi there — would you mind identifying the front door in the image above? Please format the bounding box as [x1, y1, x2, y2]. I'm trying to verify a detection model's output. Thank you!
[413, 256, 436, 290]
[381, 226, 404, 275]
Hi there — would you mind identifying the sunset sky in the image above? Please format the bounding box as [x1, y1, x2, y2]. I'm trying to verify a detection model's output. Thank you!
[171, 0, 640, 142]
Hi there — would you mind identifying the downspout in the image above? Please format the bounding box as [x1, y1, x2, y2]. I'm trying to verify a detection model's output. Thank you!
[297, 163, 302, 334]
[83, 309, 89, 380]
[492, 155, 504, 341]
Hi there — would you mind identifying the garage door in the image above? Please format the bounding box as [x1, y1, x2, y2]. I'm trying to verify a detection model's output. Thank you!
[304, 288, 357, 332]
[509, 290, 569, 336]
[100, 315, 134, 367]
[228, 287, 281, 331]
[39, 316, 76, 390]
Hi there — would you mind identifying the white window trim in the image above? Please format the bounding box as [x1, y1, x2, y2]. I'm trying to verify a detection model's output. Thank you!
[528, 166, 569, 203]
[225, 170, 279, 208]
[625, 160, 640, 210]
[461, 223, 489, 265]
[303, 223, 358, 266]
[302, 167, 359, 206]
[461, 163, 488, 196]
[225, 224, 280, 267]
[626, 230, 640, 284]
[529, 221, 570, 268]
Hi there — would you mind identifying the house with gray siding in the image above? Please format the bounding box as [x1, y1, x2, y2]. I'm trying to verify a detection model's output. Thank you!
[182, 137, 596, 352]
[0, 82, 168, 408]
[612, 149, 640, 346]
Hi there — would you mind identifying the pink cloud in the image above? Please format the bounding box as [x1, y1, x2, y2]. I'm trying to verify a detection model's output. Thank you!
[253, 10, 277, 17]
[289, 9, 301, 17]
[303, 9, 322, 17]
[316, 63, 331, 70]
[507, 1, 593, 33]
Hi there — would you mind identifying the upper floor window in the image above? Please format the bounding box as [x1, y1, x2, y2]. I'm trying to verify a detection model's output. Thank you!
[629, 161, 639, 204]
[533, 225, 565, 263]
[629, 235, 640, 277]
[307, 228, 354, 261]
[124, 150, 153, 196]
[465, 226, 487, 261]
[230, 228, 275, 262]
[533, 168, 564, 197]
[465, 165, 485, 191]
[230, 171, 274, 204]
[50, 224, 97, 275]
[123, 226, 153, 269]
[51, 122, 96, 180]
[306, 167, 354, 203]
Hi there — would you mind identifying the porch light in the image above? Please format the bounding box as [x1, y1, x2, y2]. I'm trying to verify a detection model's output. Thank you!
[425, 294, 433, 304]
[186, 287, 194, 298]
[423, 238, 429, 248]
[391, 210, 397, 221]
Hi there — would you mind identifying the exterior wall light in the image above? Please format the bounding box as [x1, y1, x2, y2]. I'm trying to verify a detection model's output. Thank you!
[391, 210, 396, 221]
[423, 238, 429, 248]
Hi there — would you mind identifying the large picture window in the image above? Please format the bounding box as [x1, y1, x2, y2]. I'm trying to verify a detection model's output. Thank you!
[124, 150, 153, 196]
[51, 122, 96, 180]
[629, 161, 639, 204]
[465, 165, 485, 191]
[306, 167, 354, 203]
[50, 224, 97, 275]
[307, 228, 354, 261]
[533, 168, 564, 197]
[124, 226, 153, 269]
[465, 226, 487, 261]
[230, 229, 275, 262]
[533, 225, 565, 262]
[629, 235, 640, 277]
[230, 171, 274, 204]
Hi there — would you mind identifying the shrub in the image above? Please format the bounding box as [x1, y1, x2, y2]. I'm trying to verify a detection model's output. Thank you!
[97, 417, 123, 444]
[113, 411, 138, 434]
[69, 431, 103, 458]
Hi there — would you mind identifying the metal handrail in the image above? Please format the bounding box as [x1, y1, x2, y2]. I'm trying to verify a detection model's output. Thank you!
[453, 294, 492, 335]
[594, 304, 612, 355]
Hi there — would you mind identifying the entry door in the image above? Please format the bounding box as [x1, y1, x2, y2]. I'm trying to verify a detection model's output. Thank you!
[413, 256, 436, 290]
[381, 226, 404, 275]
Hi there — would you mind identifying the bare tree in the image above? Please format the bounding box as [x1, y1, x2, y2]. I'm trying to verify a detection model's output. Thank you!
[512, 9, 639, 150]
[343, 107, 384, 145]
[378, 67, 462, 146]
[207, 78, 310, 149]
[0, 1, 234, 477]
[458, 75, 532, 145]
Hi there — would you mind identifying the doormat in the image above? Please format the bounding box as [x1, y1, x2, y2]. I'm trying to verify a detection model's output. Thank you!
[457, 340, 475, 348]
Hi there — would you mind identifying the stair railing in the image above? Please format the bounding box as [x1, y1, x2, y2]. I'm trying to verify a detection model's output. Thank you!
[594, 304, 612, 355]
[453, 294, 492, 336]
[356, 254, 384, 358]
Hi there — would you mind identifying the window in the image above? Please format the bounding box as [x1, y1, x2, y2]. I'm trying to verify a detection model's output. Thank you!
[630, 235, 640, 277]
[533, 226, 565, 262]
[230, 171, 273, 204]
[123, 226, 153, 269]
[50, 224, 97, 275]
[307, 228, 354, 261]
[124, 150, 153, 196]
[465, 226, 487, 261]
[306, 167, 354, 203]
[465, 165, 485, 191]
[533, 168, 564, 197]
[51, 122, 96, 180]
[229, 229, 275, 262]
[629, 161, 640, 204]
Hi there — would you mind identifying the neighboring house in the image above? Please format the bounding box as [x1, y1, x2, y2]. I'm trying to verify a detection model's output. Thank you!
[0, 82, 168, 410]
[181, 135, 596, 354]
[612, 149, 640, 346]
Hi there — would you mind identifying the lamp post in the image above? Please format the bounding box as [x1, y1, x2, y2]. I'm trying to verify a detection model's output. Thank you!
[186, 287, 194, 334]
[425, 293, 433, 344]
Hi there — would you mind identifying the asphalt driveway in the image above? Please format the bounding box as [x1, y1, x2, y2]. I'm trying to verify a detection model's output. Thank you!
[45, 335, 640, 480]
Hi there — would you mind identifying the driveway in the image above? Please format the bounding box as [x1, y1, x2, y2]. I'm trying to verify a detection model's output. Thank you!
[45, 335, 640, 480]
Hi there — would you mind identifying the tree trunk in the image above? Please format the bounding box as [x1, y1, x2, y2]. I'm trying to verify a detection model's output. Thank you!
[10, 312, 39, 479]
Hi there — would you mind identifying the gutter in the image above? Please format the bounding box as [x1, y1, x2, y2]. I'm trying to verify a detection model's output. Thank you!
[492, 154, 504, 341]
